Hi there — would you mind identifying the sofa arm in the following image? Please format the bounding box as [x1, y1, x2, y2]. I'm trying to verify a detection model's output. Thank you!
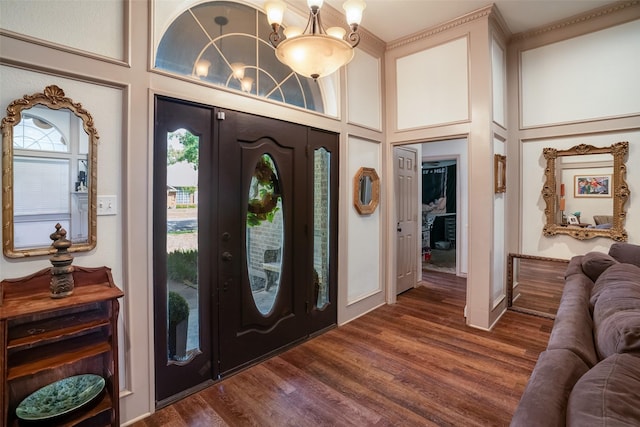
[564, 256, 584, 279]
[547, 274, 598, 367]
[511, 349, 589, 427]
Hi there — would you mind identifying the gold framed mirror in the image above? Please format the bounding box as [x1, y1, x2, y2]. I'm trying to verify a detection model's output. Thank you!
[1, 85, 98, 258]
[542, 141, 629, 241]
[494, 154, 506, 194]
[353, 167, 379, 215]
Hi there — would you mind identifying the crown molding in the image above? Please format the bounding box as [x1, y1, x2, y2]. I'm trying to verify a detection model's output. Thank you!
[488, 4, 512, 42]
[386, 4, 494, 51]
[511, 0, 639, 42]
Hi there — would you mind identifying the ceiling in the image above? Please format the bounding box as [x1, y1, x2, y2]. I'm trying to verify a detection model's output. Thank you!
[321, 0, 615, 42]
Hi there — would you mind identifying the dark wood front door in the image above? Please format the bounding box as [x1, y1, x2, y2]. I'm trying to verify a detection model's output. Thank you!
[217, 111, 309, 375]
[154, 97, 339, 402]
[153, 97, 214, 404]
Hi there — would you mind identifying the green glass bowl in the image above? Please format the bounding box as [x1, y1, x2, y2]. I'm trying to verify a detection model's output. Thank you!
[16, 374, 105, 421]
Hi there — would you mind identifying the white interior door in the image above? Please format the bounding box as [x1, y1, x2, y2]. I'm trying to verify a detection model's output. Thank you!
[395, 147, 418, 294]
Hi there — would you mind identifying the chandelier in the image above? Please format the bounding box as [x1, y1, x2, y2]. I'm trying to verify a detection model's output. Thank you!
[264, 0, 366, 80]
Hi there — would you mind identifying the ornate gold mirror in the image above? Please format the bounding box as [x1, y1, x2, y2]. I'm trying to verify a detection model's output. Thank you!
[1, 85, 98, 257]
[353, 167, 379, 215]
[542, 141, 629, 241]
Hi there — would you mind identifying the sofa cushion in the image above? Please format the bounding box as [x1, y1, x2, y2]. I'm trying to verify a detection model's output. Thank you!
[608, 242, 640, 268]
[592, 279, 640, 328]
[547, 274, 598, 367]
[581, 252, 618, 282]
[511, 349, 589, 427]
[590, 263, 640, 311]
[567, 353, 640, 426]
[595, 310, 640, 359]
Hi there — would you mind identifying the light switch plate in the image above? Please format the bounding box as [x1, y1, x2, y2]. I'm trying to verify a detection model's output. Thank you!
[97, 195, 117, 216]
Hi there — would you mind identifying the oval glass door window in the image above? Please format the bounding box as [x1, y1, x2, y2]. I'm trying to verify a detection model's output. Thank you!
[246, 154, 283, 315]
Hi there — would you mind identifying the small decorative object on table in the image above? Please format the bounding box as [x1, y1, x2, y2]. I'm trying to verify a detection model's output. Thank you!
[49, 223, 75, 298]
[567, 214, 580, 225]
[573, 211, 581, 223]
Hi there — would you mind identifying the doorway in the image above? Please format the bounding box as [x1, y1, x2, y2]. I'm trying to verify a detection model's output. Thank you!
[153, 96, 339, 404]
[421, 158, 457, 275]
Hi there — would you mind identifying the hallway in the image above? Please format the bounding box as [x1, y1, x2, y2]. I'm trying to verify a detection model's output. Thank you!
[422, 247, 456, 274]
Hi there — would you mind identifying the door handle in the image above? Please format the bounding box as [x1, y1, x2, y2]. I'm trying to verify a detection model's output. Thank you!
[222, 251, 233, 262]
[397, 222, 402, 232]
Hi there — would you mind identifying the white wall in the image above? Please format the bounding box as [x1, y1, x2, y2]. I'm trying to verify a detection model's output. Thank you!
[491, 38, 506, 128]
[396, 36, 469, 130]
[521, 19, 640, 127]
[347, 49, 382, 131]
[0, 0, 125, 60]
[346, 136, 383, 303]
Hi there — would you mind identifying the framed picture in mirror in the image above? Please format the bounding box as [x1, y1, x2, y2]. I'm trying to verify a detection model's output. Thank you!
[574, 174, 612, 198]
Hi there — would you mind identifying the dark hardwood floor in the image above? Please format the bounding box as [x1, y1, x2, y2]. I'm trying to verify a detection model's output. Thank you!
[134, 271, 553, 426]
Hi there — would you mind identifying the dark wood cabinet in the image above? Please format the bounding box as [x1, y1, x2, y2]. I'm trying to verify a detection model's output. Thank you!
[1, 266, 123, 426]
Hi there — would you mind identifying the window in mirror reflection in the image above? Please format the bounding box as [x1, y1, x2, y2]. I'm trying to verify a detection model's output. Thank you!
[12, 106, 90, 247]
[14, 113, 67, 152]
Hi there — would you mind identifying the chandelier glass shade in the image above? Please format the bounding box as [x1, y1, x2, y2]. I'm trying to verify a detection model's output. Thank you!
[265, 0, 366, 80]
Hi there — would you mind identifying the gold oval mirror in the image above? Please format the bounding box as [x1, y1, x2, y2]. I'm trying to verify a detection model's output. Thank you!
[542, 141, 629, 241]
[1, 85, 98, 257]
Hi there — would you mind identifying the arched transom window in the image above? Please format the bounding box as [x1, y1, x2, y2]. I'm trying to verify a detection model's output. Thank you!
[155, 1, 325, 113]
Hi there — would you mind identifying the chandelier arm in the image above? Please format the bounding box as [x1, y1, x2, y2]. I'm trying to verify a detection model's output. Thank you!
[313, 9, 327, 35]
[346, 31, 361, 48]
[269, 31, 283, 47]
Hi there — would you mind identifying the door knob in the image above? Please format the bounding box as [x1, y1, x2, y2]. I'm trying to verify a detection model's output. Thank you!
[222, 251, 233, 261]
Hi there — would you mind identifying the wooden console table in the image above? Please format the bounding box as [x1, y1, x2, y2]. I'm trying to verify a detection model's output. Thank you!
[0, 266, 123, 426]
